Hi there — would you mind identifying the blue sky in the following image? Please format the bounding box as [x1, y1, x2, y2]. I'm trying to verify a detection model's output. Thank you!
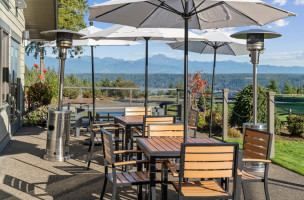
[48, 0, 303, 67]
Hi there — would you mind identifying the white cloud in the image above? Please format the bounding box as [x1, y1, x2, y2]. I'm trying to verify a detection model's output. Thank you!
[267, 25, 273, 29]
[273, 19, 290, 27]
[295, 0, 304, 5]
[272, 0, 287, 6]
[191, 27, 237, 35]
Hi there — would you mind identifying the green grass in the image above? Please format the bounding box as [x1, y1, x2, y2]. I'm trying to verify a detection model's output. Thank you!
[218, 138, 304, 176]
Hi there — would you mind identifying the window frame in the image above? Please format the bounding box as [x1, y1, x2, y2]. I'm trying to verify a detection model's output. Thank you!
[0, 28, 10, 107]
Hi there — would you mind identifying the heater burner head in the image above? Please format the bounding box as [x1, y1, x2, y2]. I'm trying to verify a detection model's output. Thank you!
[40, 29, 85, 48]
[231, 29, 281, 50]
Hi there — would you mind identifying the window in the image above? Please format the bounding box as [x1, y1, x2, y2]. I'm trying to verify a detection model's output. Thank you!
[0, 29, 9, 106]
[10, 38, 19, 122]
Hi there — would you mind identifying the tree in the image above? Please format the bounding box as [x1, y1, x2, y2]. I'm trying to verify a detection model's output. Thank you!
[166, 82, 176, 95]
[283, 81, 293, 94]
[293, 83, 298, 94]
[229, 84, 281, 133]
[267, 79, 280, 94]
[25, 0, 88, 58]
[298, 85, 304, 94]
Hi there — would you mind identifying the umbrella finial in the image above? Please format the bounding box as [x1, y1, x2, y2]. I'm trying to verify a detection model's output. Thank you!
[90, 21, 93, 26]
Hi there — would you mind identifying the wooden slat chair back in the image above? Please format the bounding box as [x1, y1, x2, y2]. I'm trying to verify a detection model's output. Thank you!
[124, 107, 151, 116]
[188, 109, 199, 137]
[100, 128, 158, 199]
[142, 116, 175, 137]
[243, 128, 272, 160]
[241, 128, 273, 200]
[174, 143, 239, 199]
[148, 124, 184, 138]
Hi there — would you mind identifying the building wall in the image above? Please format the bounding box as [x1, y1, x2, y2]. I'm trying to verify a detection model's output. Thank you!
[0, 0, 25, 152]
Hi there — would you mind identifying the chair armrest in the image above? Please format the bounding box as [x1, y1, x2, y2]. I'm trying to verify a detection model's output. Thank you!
[188, 126, 197, 130]
[132, 127, 142, 136]
[114, 150, 144, 154]
[114, 159, 149, 166]
[164, 160, 179, 177]
[237, 169, 242, 176]
[243, 158, 271, 163]
[93, 123, 118, 126]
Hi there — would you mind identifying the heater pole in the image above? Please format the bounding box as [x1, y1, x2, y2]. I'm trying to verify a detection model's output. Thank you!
[58, 48, 67, 111]
[253, 62, 258, 125]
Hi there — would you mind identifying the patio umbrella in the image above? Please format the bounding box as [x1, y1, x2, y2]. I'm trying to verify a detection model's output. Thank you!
[42, 22, 140, 121]
[88, 0, 295, 142]
[83, 24, 204, 115]
[167, 29, 249, 137]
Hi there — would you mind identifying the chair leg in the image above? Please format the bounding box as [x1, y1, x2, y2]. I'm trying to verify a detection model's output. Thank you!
[242, 182, 248, 200]
[264, 180, 270, 200]
[111, 184, 117, 200]
[100, 176, 108, 200]
[145, 185, 149, 200]
[193, 130, 197, 138]
[138, 185, 143, 200]
[87, 134, 96, 170]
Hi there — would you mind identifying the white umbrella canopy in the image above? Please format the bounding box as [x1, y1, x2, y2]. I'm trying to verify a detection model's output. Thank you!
[88, 0, 295, 142]
[89, 0, 295, 29]
[84, 24, 205, 115]
[42, 23, 141, 121]
[168, 29, 249, 137]
[83, 24, 204, 41]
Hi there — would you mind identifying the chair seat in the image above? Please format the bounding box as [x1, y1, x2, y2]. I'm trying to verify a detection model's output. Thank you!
[242, 171, 263, 181]
[108, 171, 160, 184]
[156, 162, 179, 171]
[172, 180, 230, 198]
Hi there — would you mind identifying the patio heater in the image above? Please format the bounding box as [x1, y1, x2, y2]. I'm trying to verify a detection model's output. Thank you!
[41, 30, 84, 161]
[231, 29, 281, 172]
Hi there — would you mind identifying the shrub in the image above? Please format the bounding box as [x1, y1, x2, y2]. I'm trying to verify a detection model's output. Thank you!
[27, 82, 53, 106]
[63, 89, 79, 99]
[24, 104, 56, 126]
[197, 110, 222, 132]
[83, 90, 93, 98]
[197, 113, 207, 131]
[228, 128, 242, 138]
[229, 84, 281, 133]
[286, 115, 304, 138]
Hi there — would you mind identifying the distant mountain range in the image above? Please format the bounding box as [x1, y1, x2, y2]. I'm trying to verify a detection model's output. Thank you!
[25, 54, 304, 74]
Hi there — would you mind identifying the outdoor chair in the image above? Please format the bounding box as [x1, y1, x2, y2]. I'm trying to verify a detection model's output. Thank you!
[100, 128, 161, 200]
[163, 104, 182, 121]
[124, 107, 152, 116]
[86, 111, 124, 170]
[241, 128, 273, 200]
[188, 109, 199, 138]
[132, 115, 176, 138]
[172, 143, 240, 200]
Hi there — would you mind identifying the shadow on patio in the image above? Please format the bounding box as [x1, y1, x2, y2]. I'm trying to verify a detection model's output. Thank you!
[0, 127, 303, 200]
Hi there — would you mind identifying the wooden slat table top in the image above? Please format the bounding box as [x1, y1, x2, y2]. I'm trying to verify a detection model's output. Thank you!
[114, 116, 143, 126]
[137, 137, 222, 157]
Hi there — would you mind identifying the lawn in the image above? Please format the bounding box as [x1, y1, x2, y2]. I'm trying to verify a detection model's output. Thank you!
[222, 138, 304, 176]
[275, 102, 304, 122]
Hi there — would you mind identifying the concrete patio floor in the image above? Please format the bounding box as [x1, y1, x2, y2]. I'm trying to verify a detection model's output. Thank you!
[0, 126, 303, 200]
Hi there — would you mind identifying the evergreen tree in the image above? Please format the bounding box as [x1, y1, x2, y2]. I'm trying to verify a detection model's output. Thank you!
[293, 83, 298, 94]
[267, 79, 280, 94]
[283, 81, 293, 94]
[298, 85, 304, 94]
[25, 0, 88, 58]
[167, 82, 175, 95]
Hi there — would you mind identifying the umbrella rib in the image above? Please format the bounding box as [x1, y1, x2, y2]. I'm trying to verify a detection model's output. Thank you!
[140, 2, 164, 27]
[190, 0, 202, 30]
[94, 3, 131, 19]
[226, 43, 237, 56]
[180, 0, 185, 12]
[200, 41, 208, 54]
[161, 1, 183, 15]
[189, 0, 206, 15]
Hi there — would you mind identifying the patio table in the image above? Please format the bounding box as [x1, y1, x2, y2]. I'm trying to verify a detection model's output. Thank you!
[114, 116, 143, 151]
[136, 137, 242, 200]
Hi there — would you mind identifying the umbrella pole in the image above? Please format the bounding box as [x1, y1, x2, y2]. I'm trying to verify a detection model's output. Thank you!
[91, 46, 96, 122]
[253, 63, 257, 125]
[209, 48, 217, 138]
[144, 37, 150, 116]
[183, 0, 189, 143]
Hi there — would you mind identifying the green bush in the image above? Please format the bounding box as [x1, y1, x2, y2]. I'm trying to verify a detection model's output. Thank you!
[286, 115, 304, 138]
[197, 110, 222, 132]
[24, 104, 56, 126]
[229, 84, 281, 133]
[27, 82, 53, 106]
[63, 89, 79, 99]
[83, 90, 93, 98]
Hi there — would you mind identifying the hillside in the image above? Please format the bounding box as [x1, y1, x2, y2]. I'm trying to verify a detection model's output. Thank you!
[25, 54, 304, 74]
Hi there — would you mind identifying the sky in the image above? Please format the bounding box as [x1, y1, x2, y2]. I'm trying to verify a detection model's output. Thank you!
[46, 0, 303, 67]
